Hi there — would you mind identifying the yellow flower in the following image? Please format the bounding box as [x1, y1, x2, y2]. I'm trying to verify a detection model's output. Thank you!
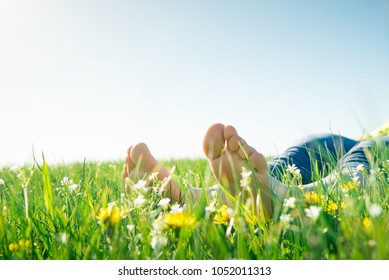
[363, 217, 371, 228]
[340, 181, 358, 191]
[304, 192, 321, 205]
[97, 205, 128, 227]
[214, 205, 231, 225]
[325, 200, 346, 213]
[162, 212, 196, 228]
[18, 239, 30, 248]
[325, 200, 338, 212]
[9, 243, 20, 252]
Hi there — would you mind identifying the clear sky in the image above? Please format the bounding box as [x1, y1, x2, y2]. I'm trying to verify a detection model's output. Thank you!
[1, 0, 388, 166]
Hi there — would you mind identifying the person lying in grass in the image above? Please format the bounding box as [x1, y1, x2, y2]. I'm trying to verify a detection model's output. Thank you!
[122, 123, 389, 219]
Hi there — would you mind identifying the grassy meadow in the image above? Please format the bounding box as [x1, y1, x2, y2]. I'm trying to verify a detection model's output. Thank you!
[1, 148, 389, 260]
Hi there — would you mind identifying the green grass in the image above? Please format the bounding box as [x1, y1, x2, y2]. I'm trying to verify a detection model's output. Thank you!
[1, 149, 389, 260]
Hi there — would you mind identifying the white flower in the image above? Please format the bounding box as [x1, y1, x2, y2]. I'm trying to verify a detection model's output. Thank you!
[205, 201, 217, 213]
[157, 198, 171, 209]
[305, 206, 322, 221]
[240, 167, 252, 189]
[126, 224, 135, 231]
[60, 177, 73, 186]
[370, 169, 377, 175]
[286, 164, 300, 175]
[61, 233, 67, 244]
[368, 204, 382, 217]
[226, 217, 235, 238]
[170, 203, 184, 214]
[356, 164, 366, 172]
[151, 235, 168, 250]
[68, 184, 78, 192]
[149, 172, 159, 181]
[351, 174, 360, 184]
[211, 190, 218, 200]
[283, 197, 296, 209]
[133, 194, 146, 207]
[134, 179, 147, 191]
[279, 214, 292, 224]
[0, 179, 4, 185]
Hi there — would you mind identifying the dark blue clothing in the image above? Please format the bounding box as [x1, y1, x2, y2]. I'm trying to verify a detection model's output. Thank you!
[268, 134, 389, 184]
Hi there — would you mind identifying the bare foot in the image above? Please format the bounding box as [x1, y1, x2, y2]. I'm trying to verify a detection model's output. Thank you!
[122, 143, 181, 202]
[203, 123, 273, 217]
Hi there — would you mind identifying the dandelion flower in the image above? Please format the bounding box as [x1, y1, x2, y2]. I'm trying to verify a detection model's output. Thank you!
[214, 205, 232, 225]
[305, 206, 321, 221]
[325, 200, 338, 212]
[162, 212, 196, 228]
[97, 205, 127, 227]
[368, 204, 382, 218]
[283, 197, 296, 209]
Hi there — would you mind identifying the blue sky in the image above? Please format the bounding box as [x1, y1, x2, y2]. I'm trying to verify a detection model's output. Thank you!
[0, 0, 388, 165]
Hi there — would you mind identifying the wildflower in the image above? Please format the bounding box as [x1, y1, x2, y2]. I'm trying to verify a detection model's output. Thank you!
[340, 181, 358, 192]
[97, 205, 127, 227]
[8, 243, 20, 252]
[305, 206, 321, 221]
[304, 192, 321, 204]
[153, 216, 167, 233]
[149, 172, 159, 181]
[157, 198, 171, 210]
[18, 239, 30, 248]
[286, 164, 301, 175]
[279, 214, 292, 225]
[368, 204, 382, 218]
[133, 194, 146, 207]
[205, 201, 217, 213]
[61, 233, 67, 244]
[356, 164, 366, 172]
[133, 179, 148, 193]
[362, 217, 371, 228]
[214, 205, 232, 225]
[126, 224, 135, 231]
[325, 200, 346, 213]
[226, 217, 235, 238]
[240, 167, 252, 189]
[0, 178, 4, 185]
[351, 174, 360, 185]
[60, 176, 78, 192]
[150, 235, 168, 250]
[283, 197, 296, 209]
[162, 212, 196, 228]
[211, 190, 218, 200]
[170, 203, 184, 214]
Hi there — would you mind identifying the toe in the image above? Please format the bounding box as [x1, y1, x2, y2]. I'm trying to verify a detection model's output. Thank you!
[130, 142, 158, 170]
[203, 123, 226, 160]
[249, 152, 268, 174]
[238, 143, 256, 159]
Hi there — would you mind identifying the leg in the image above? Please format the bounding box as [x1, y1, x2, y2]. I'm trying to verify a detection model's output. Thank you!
[337, 136, 389, 182]
[268, 134, 358, 184]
